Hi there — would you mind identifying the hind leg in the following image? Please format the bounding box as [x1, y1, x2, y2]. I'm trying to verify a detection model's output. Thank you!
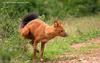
[30, 40, 39, 53]
[32, 39, 39, 63]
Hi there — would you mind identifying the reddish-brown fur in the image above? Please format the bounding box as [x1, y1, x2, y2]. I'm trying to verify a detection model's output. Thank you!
[19, 18, 67, 63]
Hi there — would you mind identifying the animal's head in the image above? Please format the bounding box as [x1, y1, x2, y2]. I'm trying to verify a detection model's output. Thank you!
[53, 19, 68, 37]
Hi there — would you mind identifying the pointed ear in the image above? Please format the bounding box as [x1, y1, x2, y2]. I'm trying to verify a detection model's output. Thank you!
[54, 20, 60, 27]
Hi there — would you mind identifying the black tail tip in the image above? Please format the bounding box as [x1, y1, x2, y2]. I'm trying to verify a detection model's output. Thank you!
[22, 12, 39, 22]
[20, 12, 39, 28]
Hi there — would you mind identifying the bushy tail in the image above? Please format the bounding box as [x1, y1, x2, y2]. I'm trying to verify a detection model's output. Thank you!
[19, 12, 38, 28]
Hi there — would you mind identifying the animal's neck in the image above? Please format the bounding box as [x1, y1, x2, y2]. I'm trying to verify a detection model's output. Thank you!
[45, 25, 57, 40]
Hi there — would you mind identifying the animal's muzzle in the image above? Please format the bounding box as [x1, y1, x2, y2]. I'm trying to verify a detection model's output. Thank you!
[62, 32, 68, 37]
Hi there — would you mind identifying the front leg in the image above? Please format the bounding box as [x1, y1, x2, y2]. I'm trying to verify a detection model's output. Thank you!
[40, 41, 46, 63]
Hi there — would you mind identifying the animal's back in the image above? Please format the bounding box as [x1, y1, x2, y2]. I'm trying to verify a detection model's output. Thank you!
[26, 19, 47, 29]
[25, 19, 48, 37]
[19, 13, 48, 40]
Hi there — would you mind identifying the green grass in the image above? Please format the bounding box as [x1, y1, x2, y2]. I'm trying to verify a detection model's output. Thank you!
[78, 43, 100, 53]
[0, 15, 100, 63]
[51, 43, 100, 61]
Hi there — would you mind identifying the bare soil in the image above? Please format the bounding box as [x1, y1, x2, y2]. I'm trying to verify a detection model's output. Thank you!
[46, 38, 100, 63]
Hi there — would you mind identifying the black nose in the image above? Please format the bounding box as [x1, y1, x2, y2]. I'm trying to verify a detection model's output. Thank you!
[63, 32, 68, 37]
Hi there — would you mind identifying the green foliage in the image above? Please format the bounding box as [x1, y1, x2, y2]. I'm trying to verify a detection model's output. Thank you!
[61, 0, 100, 16]
[0, 0, 100, 63]
[0, 0, 100, 19]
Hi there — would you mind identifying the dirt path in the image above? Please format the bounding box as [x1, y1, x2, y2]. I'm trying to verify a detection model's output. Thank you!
[71, 38, 100, 49]
[70, 37, 100, 63]
[46, 38, 100, 63]
[70, 48, 100, 63]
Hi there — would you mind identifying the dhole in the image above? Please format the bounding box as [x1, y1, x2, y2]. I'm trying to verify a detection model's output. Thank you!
[19, 13, 67, 63]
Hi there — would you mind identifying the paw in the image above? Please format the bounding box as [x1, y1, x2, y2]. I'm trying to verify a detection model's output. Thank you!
[40, 58, 44, 63]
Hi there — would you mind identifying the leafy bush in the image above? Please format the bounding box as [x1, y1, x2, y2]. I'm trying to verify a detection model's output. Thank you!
[62, 0, 100, 16]
[0, 0, 100, 19]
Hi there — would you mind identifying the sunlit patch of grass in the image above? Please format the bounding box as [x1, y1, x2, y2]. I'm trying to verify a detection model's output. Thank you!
[44, 38, 71, 60]
[67, 43, 100, 56]
[51, 43, 100, 61]
[77, 43, 100, 53]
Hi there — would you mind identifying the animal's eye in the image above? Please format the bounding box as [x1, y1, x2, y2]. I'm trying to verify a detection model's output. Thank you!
[60, 30, 63, 32]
